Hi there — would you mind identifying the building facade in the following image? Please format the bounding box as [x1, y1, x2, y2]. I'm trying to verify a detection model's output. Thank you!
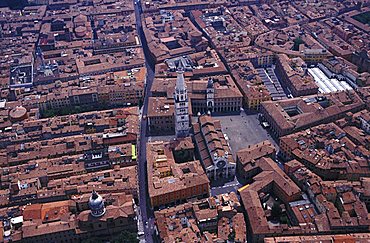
[147, 97, 175, 135]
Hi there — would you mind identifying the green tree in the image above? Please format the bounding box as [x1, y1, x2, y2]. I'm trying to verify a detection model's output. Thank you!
[174, 149, 191, 163]
[81, 237, 104, 243]
[112, 231, 139, 243]
[292, 37, 304, 51]
[280, 215, 289, 225]
[138, 99, 143, 109]
[228, 229, 236, 241]
[1, 0, 28, 9]
[271, 201, 282, 219]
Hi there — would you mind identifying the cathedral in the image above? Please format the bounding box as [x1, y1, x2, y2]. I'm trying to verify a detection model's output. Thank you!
[193, 115, 236, 181]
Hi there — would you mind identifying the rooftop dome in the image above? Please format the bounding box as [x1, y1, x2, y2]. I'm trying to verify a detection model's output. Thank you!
[88, 190, 106, 217]
[9, 106, 27, 121]
[75, 26, 87, 37]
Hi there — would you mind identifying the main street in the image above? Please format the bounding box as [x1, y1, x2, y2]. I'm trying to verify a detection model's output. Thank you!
[134, 0, 156, 242]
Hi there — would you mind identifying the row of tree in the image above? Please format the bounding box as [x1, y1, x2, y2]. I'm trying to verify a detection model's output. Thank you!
[81, 231, 139, 243]
[0, 0, 28, 9]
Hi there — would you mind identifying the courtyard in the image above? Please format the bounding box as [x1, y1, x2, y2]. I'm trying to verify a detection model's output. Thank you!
[213, 110, 279, 160]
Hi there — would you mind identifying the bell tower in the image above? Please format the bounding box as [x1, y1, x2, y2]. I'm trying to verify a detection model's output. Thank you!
[174, 62, 190, 138]
[206, 78, 214, 112]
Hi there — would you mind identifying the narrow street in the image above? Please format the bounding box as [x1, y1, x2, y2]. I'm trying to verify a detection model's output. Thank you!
[134, 1, 156, 242]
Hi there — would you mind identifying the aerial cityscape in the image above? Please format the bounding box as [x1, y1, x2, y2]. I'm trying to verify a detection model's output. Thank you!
[0, 0, 369, 242]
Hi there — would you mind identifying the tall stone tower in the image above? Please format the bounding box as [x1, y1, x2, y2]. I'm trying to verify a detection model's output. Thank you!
[174, 62, 190, 138]
[206, 77, 214, 113]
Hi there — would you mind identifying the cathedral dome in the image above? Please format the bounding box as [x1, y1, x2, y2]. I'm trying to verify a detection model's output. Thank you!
[88, 190, 106, 217]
